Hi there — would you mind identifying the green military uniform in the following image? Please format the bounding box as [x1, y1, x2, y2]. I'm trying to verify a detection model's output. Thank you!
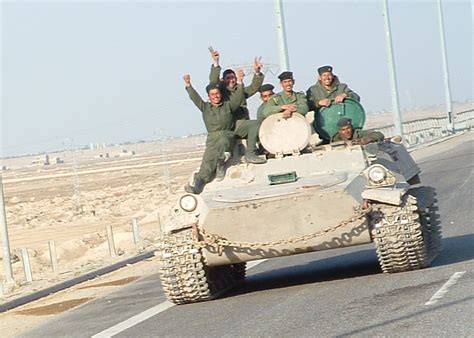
[331, 128, 384, 143]
[186, 84, 244, 183]
[209, 65, 264, 121]
[256, 102, 267, 123]
[209, 65, 263, 152]
[262, 91, 309, 118]
[306, 76, 360, 112]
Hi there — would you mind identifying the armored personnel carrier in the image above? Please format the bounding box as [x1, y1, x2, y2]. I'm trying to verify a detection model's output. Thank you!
[157, 101, 442, 304]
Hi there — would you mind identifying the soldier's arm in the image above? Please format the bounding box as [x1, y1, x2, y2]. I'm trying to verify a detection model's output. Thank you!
[256, 103, 265, 122]
[209, 65, 221, 86]
[306, 87, 317, 112]
[244, 72, 264, 98]
[295, 92, 309, 116]
[262, 96, 283, 117]
[185, 85, 206, 113]
[228, 84, 245, 112]
[341, 83, 360, 102]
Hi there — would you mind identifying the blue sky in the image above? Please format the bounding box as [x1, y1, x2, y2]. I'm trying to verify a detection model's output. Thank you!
[1, 0, 472, 157]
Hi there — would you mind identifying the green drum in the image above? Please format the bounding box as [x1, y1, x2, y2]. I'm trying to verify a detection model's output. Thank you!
[313, 98, 366, 140]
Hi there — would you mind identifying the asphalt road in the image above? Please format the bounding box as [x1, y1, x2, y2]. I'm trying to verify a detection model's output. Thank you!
[21, 133, 474, 337]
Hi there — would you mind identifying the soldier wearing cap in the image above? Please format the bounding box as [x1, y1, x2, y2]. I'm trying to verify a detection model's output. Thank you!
[208, 47, 266, 164]
[183, 74, 245, 194]
[306, 65, 360, 112]
[263, 71, 309, 119]
[256, 83, 275, 122]
[332, 117, 384, 144]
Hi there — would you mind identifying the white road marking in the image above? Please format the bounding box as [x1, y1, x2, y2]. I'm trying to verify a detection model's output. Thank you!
[91, 258, 267, 337]
[425, 271, 466, 306]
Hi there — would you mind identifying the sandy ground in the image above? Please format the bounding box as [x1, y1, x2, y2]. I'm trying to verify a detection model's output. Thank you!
[0, 102, 471, 304]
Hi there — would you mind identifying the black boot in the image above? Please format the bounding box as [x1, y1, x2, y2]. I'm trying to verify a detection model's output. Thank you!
[184, 178, 205, 194]
[215, 160, 226, 181]
[245, 151, 267, 164]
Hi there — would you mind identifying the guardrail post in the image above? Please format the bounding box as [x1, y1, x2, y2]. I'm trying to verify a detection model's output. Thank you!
[106, 225, 117, 257]
[21, 248, 33, 283]
[132, 218, 140, 245]
[48, 240, 59, 274]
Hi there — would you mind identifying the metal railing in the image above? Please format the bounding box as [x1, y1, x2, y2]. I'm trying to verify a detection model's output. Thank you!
[369, 109, 473, 148]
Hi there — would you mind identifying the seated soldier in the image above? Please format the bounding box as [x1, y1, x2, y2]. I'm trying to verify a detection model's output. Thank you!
[306, 65, 360, 112]
[263, 71, 309, 119]
[183, 74, 245, 194]
[256, 83, 275, 123]
[332, 118, 384, 145]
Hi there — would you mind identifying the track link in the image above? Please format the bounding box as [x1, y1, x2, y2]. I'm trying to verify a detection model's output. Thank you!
[370, 191, 442, 273]
[157, 229, 245, 304]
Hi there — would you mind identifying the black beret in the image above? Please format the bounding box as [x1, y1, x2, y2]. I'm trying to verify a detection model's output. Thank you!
[318, 65, 333, 75]
[206, 83, 221, 93]
[222, 69, 235, 78]
[278, 71, 293, 81]
[337, 117, 353, 128]
[259, 84, 275, 93]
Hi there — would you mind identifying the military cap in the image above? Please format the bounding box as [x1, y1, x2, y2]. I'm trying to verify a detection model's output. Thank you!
[337, 117, 353, 129]
[205, 83, 221, 93]
[222, 69, 235, 78]
[259, 83, 275, 93]
[278, 71, 294, 81]
[318, 65, 333, 75]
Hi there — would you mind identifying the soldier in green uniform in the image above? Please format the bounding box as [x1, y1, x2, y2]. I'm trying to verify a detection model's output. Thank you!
[332, 118, 384, 144]
[183, 74, 245, 194]
[306, 65, 360, 112]
[256, 83, 275, 123]
[208, 47, 266, 164]
[263, 71, 309, 119]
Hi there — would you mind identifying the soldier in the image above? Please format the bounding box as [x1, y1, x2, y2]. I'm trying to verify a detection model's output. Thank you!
[208, 47, 266, 164]
[262, 71, 309, 119]
[183, 74, 245, 194]
[332, 118, 384, 144]
[306, 65, 360, 112]
[256, 83, 275, 122]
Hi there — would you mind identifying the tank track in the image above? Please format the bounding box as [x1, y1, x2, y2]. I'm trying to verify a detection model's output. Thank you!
[157, 229, 246, 304]
[370, 192, 442, 273]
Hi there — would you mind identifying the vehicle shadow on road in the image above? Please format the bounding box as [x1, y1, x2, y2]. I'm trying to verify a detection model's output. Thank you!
[226, 233, 474, 298]
[226, 248, 381, 298]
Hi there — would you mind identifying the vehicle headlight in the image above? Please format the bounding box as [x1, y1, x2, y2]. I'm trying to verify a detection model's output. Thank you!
[179, 194, 198, 212]
[368, 165, 387, 184]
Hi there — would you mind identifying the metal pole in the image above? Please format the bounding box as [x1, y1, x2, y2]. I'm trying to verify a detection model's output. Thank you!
[436, 0, 454, 132]
[275, 0, 290, 71]
[382, 0, 403, 138]
[0, 174, 14, 284]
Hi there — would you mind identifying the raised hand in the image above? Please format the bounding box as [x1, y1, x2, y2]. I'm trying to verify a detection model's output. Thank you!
[236, 69, 245, 83]
[254, 56, 263, 73]
[183, 74, 191, 86]
[208, 46, 220, 66]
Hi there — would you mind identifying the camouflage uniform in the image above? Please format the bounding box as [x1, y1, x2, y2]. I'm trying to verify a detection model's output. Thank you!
[185, 84, 244, 183]
[306, 76, 360, 112]
[331, 129, 384, 143]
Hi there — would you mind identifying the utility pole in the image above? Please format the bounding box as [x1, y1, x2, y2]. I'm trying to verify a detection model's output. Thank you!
[436, 0, 454, 132]
[275, 0, 290, 71]
[0, 173, 14, 284]
[382, 0, 403, 138]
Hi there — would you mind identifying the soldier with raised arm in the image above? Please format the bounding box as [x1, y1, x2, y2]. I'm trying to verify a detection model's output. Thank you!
[263, 71, 309, 119]
[183, 74, 245, 194]
[208, 47, 266, 164]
